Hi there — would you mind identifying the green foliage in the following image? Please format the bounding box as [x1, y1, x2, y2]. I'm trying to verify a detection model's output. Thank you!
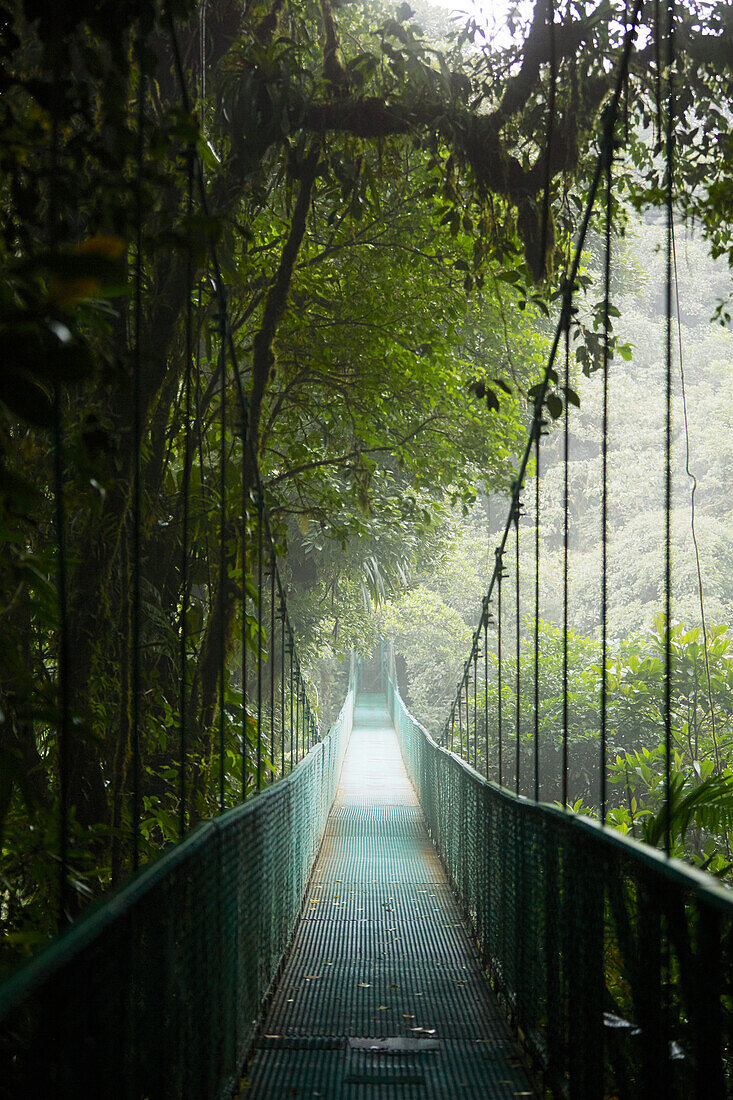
[2, 0, 733, 966]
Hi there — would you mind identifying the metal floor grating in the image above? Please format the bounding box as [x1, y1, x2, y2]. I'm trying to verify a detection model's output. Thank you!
[243, 694, 535, 1098]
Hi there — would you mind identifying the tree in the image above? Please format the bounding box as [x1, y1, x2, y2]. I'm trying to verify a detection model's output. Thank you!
[1, 0, 732, 956]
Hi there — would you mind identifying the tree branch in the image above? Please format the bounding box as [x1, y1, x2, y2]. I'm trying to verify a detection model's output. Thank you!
[264, 414, 445, 488]
[248, 139, 322, 456]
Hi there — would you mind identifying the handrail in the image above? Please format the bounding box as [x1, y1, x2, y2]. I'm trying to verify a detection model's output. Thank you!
[386, 667, 732, 1098]
[0, 657, 359, 1099]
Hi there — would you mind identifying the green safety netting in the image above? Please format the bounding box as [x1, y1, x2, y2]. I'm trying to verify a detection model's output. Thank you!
[386, 673, 733, 1100]
[0, 682, 355, 1099]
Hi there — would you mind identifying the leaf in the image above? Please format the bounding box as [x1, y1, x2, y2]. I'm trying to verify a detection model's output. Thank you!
[485, 388, 500, 412]
[0, 369, 54, 428]
[563, 385, 581, 408]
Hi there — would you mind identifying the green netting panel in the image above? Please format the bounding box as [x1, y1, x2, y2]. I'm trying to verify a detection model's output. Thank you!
[0, 689, 354, 1100]
[386, 675, 733, 1099]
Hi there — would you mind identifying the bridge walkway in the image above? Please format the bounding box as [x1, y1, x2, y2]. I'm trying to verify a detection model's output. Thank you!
[245, 693, 535, 1098]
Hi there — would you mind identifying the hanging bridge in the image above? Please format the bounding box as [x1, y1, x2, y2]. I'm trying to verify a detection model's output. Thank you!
[3, 648, 733, 1098]
[3, 1, 733, 1098]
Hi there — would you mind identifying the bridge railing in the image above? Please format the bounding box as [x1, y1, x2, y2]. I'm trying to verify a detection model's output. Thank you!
[386, 670, 733, 1100]
[0, 659, 357, 1100]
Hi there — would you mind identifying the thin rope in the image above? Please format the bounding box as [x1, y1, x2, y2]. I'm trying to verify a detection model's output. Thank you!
[193, 290, 213, 597]
[280, 591, 286, 778]
[53, 390, 70, 926]
[241, 422, 248, 800]
[534, 424, 540, 802]
[484, 611, 489, 779]
[473, 649, 478, 769]
[48, 31, 69, 929]
[654, 0, 663, 145]
[562, 313, 571, 810]
[178, 150, 194, 839]
[218, 311, 227, 815]
[599, 119, 614, 828]
[295, 660, 300, 763]
[442, 0, 645, 781]
[270, 547, 276, 783]
[515, 502, 521, 797]
[256, 498, 264, 789]
[497, 551, 503, 786]
[623, 0, 631, 141]
[539, 0, 556, 274]
[289, 628, 294, 770]
[468, 665, 473, 767]
[663, 0, 676, 855]
[671, 227, 719, 769]
[131, 46, 146, 872]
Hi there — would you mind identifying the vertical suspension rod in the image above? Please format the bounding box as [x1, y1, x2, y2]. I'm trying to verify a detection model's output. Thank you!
[534, 425, 541, 802]
[131, 48, 146, 872]
[218, 314, 227, 815]
[256, 497, 263, 790]
[562, 313, 571, 810]
[484, 609, 489, 779]
[515, 502, 521, 797]
[664, 0, 676, 856]
[599, 121, 614, 827]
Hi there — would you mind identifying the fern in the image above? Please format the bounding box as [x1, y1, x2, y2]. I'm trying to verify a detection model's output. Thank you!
[642, 770, 733, 850]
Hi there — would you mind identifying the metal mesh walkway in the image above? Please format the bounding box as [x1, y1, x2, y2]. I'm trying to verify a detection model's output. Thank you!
[245, 693, 535, 1098]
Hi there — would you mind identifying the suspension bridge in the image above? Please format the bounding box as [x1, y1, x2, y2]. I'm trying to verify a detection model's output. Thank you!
[3, 642, 732, 1098]
[2, 0, 733, 1097]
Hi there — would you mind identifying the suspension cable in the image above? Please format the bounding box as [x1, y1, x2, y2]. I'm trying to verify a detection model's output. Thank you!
[671, 227, 719, 769]
[53, 392, 70, 925]
[562, 307, 571, 810]
[539, 0, 557, 274]
[484, 608, 489, 779]
[218, 308, 227, 815]
[257, 497, 264, 789]
[281, 590, 286, 778]
[497, 549, 503, 786]
[515, 501, 521, 797]
[444, 0, 645, 799]
[242, 421, 249, 800]
[534, 423, 541, 802]
[131, 38, 146, 872]
[49, 37, 70, 927]
[164, 7, 322, 796]
[599, 117, 614, 827]
[270, 545, 276, 782]
[179, 148, 194, 838]
[473, 646, 478, 770]
[663, 0, 676, 856]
